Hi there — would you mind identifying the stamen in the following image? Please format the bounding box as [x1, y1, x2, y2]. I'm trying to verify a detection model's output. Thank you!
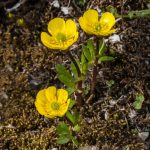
[51, 102, 60, 111]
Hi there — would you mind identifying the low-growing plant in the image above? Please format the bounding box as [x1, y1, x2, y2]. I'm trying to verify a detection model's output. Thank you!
[107, 5, 150, 19]
[35, 9, 117, 146]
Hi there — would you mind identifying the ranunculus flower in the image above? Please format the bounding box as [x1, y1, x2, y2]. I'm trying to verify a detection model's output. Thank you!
[35, 86, 70, 118]
[41, 18, 78, 50]
[79, 9, 116, 36]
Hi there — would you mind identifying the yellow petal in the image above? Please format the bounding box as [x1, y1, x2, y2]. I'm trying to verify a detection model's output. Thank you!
[35, 89, 47, 105]
[99, 12, 115, 29]
[79, 17, 93, 34]
[45, 86, 57, 102]
[41, 32, 61, 49]
[97, 28, 116, 36]
[79, 9, 99, 35]
[48, 18, 65, 37]
[65, 31, 78, 48]
[58, 99, 70, 117]
[35, 89, 48, 115]
[57, 89, 68, 104]
[65, 19, 77, 37]
[83, 9, 98, 24]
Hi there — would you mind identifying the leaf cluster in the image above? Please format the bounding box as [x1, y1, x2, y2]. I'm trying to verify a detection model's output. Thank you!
[56, 122, 79, 146]
[133, 94, 145, 110]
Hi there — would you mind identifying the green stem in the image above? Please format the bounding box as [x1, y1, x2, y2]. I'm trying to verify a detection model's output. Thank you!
[90, 37, 100, 99]
[67, 51, 83, 107]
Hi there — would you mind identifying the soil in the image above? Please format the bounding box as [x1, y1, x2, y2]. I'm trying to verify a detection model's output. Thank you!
[0, 0, 150, 149]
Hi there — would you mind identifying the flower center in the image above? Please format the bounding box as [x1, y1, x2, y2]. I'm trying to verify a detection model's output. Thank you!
[94, 23, 101, 32]
[56, 33, 67, 42]
[51, 102, 60, 111]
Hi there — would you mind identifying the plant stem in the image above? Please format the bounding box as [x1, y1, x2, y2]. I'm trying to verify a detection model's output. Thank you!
[67, 51, 83, 107]
[90, 37, 100, 99]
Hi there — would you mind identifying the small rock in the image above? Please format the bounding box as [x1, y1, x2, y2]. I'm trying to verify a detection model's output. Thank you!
[52, 0, 60, 8]
[6, 124, 16, 129]
[138, 131, 149, 141]
[147, 3, 150, 9]
[109, 100, 117, 106]
[79, 146, 98, 150]
[104, 111, 109, 120]
[85, 117, 93, 124]
[0, 92, 8, 100]
[61, 7, 72, 15]
[29, 80, 41, 89]
[5, 64, 13, 72]
[96, 7, 101, 13]
[108, 34, 120, 43]
[129, 109, 137, 119]
[52, 148, 58, 150]
[145, 60, 149, 65]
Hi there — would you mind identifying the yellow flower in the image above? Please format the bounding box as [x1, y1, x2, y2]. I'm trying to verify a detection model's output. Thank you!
[41, 18, 78, 50]
[79, 9, 116, 36]
[35, 86, 70, 118]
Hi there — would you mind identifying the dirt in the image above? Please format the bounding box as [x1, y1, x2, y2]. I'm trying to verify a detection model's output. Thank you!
[0, 0, 150, 149]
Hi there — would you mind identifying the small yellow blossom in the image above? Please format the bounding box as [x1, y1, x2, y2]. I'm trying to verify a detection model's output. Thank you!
[41, 18, 78, 50]
[35, 86, 70, 118]
[79, 9, 116, 36]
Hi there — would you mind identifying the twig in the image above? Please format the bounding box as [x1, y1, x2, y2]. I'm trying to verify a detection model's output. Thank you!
[5, 0, 27, 12]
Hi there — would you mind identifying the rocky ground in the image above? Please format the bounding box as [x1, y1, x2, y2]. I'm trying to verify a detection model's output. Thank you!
[0, 0, 150, 149]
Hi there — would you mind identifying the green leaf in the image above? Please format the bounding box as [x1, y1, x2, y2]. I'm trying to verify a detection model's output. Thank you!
[68, 99, 76, 110]
[127, 9, 150, 19]
[81, 52, 88, 75]
[66, 111, 80, 125]
[106, 80, 115, 88]
[74, 58, 82, 74]
[73, 124, 80, 132]
[71, 62, 78, 79]
[107, 5, 150, 19]
[56, 64, 75, 88]
[106, 5, 120, 18]
[99, 56, 115, 62]
[82, 45, 92, 62]
[133, 94, 144, 110]
[58, 75, 75, 88]
[66, 87, 76, 95]
[99, 39, 106, 56]
[57, 136, 70, 144]
[71, 136, 79, 147]
[56, 122, 70, 135]
[87, 39, 95, 60]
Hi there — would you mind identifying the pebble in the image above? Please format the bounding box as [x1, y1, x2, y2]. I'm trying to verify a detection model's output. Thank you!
[52, 0, 60, 8]
[104, 111, 109, 120]
[108, 34, 121, 43]
[138, 131, 149, 141]
[61, 7, 72, 15]
[85, 117, 93, 124]
[5, 64, 13, 72]
[52, 148, 58, 150]
[0, 92, 8, 100]
[79, 146, 97, 150]
[128, 109, 137, 119]
[29, 80, 41, 89]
